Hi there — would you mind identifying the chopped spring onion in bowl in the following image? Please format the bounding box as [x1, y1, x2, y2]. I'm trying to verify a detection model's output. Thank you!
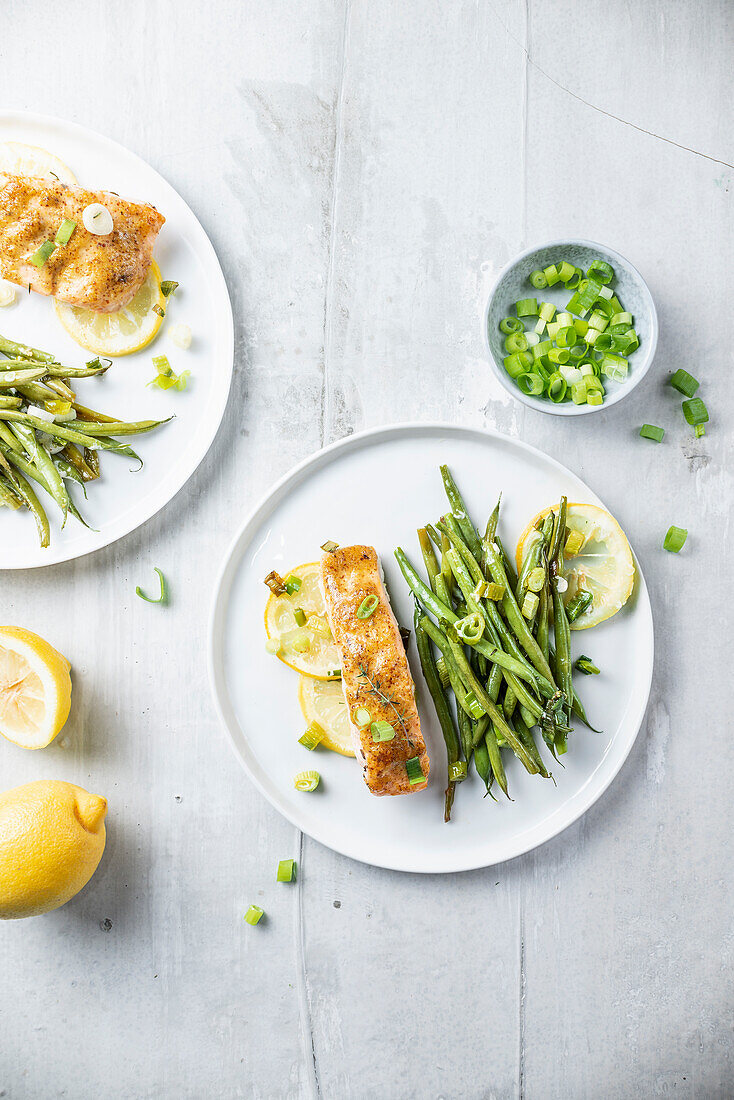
[484, 240, 657, 416]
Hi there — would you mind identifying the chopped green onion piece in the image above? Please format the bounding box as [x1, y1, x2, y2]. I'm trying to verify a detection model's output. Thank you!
[284, 574, 302, 595]
[548, 347, 570, 365]
[327, 668, 342, 679]
[588, 310, 608, 332]
[663, 526, 687, 553]
[160, 280, 179, 297]
[587, 259, 614, 283]
[135, 567, 167, 604]
[547, 373, 567, 403]
[405, 756, 425, 785]
[556, 260, 575, 283]
[356, 595, 379, 619]
[640, 424, 665, 442]
[586, 390, 603, 406]
[669, 369, 699, 397]
[299, 722, 325, 750]
[515, 297, 538, 317]
[30, 240, 56, 267]
[174, 370, 191, 391]
[484, 581, 505, 601]
[353, 707, 372, 727]
[503, 353, 527, 379]
[371, 720, 396, 742]
[464, 691, 484, 720]
[499, 316, 524, 334]
[244, 905, 264, 925]
[435, 657, 450, 689]
[152, 354, 172, 376]
[454, 611, 484, 645]
[564, 266, 583, 289]
[54, 219, 76, 245]
[276, 859, 296, 883]
[610, 311, 632, 327]
[529, 269, 547, 289]
[521, 591, 539, 619]
[575, 655, 600, 676]
[682, 397, 708, 428]
[566, 589, 593, 623]
[504, 332, 528, 354]
[542, 265, 560, 286]
[293, 608, 307, 627]
[694, 424, 706, 438]
[564, 530, 585, 556]
[264, 570, 286, 595]
[518, 372, 543, 396]
[448, 760, 467, 782]
[571, 381, 587, 405]
[294, 770, 320, 792]
[152, 304, 165, 318]
[525, 566, 545, 592]
[320, 540, 339, 553]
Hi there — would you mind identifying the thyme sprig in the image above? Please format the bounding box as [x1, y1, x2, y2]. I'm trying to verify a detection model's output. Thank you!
[357, 663, 411, 745]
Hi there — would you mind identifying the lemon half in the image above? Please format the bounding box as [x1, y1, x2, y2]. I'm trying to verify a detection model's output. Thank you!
[0, 780, 106, 919]
[265, 562, 340, 680]
[298, 676, 355, 756]
[0, 142, 77, 185]
[0, 626, 72, 749]
[54, 260, 165, 357]
[516, 503, 635, 630]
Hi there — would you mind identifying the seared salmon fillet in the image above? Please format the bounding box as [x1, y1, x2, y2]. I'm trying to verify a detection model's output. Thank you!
[0, 173, 164, 312]
[321, 545, 429, 796]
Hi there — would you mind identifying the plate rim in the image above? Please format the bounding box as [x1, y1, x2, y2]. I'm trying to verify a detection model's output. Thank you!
[0, 109, 234, 569]
[208, 422, 654, 874]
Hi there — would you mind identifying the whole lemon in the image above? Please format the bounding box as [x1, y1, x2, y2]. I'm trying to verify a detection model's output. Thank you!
[0, 780, 107, 919]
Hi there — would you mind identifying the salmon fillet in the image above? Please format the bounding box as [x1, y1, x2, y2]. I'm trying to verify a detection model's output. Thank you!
[321, 545, 429, 796]
[0, 173, 164, 312]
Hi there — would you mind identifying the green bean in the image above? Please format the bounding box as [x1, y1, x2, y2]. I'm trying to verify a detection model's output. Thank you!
[54, 455, 87, 496]
[0, 367, 48, 387]
[414, 608, 462, 823]
[484, 721, 509, 797]
[511, 713, 550, 779]
[469, 713, 493, 792]
[503, 685, 517, 720]
[572, 688, 601, 733]
[0, 472, 23, 509]
[417, 528, 440, 588]
[443, 627, 538, 774]
[439, 464, 483, 561]
[395, 548, 456, 623]
[0, 411, 141, 460]
[0, 396, 22, 409]
[60, 443, 98, 482]
[0, 334, 56, 362]
[9, 423, 70, 521]
[2, 464, 49, 546]
[63, 417, 172, 438]
[419, 616, 482, 725]
[495, 535, 518, 591]
[550, 498, 573, 740]
[481, 535, 557, 687]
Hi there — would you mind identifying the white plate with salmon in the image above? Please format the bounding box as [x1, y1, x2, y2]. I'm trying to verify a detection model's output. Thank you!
[0, 111, 233, 568]
[209, 424, 653, 873]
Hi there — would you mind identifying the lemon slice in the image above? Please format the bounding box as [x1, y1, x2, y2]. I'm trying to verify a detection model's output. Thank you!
[516, 503, 635, 631]
[0, 626, 72, 749]
[264, 561, 340, 680]
[0, 142, 77, 185]
[54, 261, 165, 356]
[298, 676, 355, 757]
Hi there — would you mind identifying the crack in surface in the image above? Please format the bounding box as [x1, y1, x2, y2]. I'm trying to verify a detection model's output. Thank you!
[295, 831, 322, 1098]
[321, 0, 352, 446]
[490, 1, 734, 170]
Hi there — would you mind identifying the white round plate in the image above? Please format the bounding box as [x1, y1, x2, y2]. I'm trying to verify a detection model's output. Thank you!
[0, 111, 233, 568]
[209, 424, 653, 873]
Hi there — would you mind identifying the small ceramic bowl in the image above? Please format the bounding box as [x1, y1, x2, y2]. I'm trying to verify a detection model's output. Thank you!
[484, 239, 658, 416]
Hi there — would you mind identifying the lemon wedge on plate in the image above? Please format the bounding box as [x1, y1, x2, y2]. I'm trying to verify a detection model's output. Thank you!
[516, 503, 635, 631]
[54, 260, 165, 356]
[298, 676, 355, 756]
[264, 561, 340, 680]
[0, 142, 77, 185]
[0, 626, 72, 749]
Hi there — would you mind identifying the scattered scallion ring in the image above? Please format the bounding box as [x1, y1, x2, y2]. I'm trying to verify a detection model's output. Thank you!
[663, 526, 687, 553]
[294, 770, 320, 792]
[353, 707, 372, 727]
[669, 369, 699, 397]
[529, 269, 547, 289]
[54, 219, 76, 246]
[448, 760, 467, 782]
[356, 594, 379, 619]
[371, 720, 395, 742]
[575, 655, 600, 676]
[405, 756, 425, 785]
[299, 722, 324, 750]
[640, 424, 665, 442]
[566, 589, 593, 623]
[499, 316, 524, 334]
[276, 859, 296, 883]
[682, 397, 708, 437]
[284, 575, 302, 595]
[30, 241, 56, 268]
[135, 567, 167, 604]
[454, 611, 484, 645]
[244, 905, 264, 926]
[518, 372, 543, 396]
